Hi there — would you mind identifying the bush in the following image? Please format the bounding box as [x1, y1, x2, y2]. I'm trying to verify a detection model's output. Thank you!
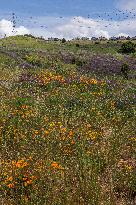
[95, 41, 100, 45]
[76, 59, 85, 66]
[120, 41, 136, 54]
[24, 34, 36, 39]
[62, 38, 66, 43]
[71, 57, 76, 64]
[24, 55, 42, 67]
[121, 63, 130, 79]
[76, 43, 80, 47]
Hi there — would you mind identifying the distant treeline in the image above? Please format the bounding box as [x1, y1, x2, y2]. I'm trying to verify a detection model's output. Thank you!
[24, 34, 136, 42]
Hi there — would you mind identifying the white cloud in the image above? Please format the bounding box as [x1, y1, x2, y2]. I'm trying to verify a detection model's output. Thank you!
[117, 33, 129, 37]
[116, 0, 136, 11]
[54, 17, 110, 39]
[15, 26, 30, 35]
[29, 16, 136, 39]
[29, 16, 111, 39]
[0, 19, 30, 38]
[1, 15, 136, 40]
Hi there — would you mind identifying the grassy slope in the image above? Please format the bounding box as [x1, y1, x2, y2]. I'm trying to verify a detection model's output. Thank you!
[0, 36, 136, 205]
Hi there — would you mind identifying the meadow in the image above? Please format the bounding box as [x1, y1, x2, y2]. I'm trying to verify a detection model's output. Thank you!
[0, 36, 136, 205]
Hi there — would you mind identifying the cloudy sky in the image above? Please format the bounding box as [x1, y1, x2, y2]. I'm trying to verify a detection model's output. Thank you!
[0, 0, 136, 39]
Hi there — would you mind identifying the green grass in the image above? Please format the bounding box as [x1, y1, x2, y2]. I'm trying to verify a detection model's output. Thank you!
[0, 36, 136, 205]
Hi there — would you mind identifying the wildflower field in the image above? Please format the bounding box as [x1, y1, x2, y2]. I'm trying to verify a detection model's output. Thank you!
[0, 36, 136, 205]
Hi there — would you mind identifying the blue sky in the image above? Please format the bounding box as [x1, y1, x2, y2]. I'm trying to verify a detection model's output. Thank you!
[0, 0, 136, 39]
[0, 0, 116, 17]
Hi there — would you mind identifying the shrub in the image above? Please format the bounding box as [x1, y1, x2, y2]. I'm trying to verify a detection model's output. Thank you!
[120, 41, 136, 54]
[24, 55, 42, 67]
[76, 60, 85, 66]
[95, 41, 100, 45]
[71, 57, 76, 64]
[121, 63, 130, 79]
[62, 38, 66, 43]
[76, 43, 80, 47]
[24, 34, 36, 39]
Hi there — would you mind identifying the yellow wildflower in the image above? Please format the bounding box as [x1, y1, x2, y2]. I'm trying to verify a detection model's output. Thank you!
[26, 180, 32, 185]
[7, 183, 14, 188]
[71, 140, 75, 144]
[110, 101, 116, 109]
[129, 137, 136, 142]
[35, 130, 39, 135]
[44, 130, 49, 135]
[50, 122, 55, 127]
[15, 159, 29, 168]
[125, 165, 133, 171]
[88, 131, 98, 140]
[69, 130, 74, 137]
[51, 162, 64, 170]
[60, 127, 66, 133]
[6, 176, 13, 181]
[90, 79, 97, 84]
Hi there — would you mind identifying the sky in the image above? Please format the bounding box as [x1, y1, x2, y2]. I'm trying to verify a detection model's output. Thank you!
[0, 0, 136, 39]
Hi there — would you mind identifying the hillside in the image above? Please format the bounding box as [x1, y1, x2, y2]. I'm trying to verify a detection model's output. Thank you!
[0, 36, 136, 205]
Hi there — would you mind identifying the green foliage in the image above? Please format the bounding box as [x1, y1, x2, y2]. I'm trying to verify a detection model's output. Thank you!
[121, 63, 130, 79]
[120, 41, 136, 54]
[24, 34, 36, 39]
[76, 59, 86, 66]
[24, 54, 42, 66]
[75, 43, 80, 47]
[62, 38, 66, 43]
[95, 41, 100, 44]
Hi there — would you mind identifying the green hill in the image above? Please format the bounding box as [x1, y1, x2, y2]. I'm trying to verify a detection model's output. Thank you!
[0, 36, 136, 205]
